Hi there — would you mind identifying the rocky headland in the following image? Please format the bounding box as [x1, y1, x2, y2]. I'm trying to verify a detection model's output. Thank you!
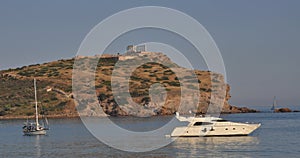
[0, 51, 258, 119]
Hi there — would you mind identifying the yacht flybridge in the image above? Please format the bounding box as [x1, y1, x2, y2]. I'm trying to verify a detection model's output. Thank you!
[171, 112, 260, 137]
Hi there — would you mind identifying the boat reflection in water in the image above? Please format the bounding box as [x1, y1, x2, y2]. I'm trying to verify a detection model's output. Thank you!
[171, 136, 259, 157]
[35, 135, 41, 158]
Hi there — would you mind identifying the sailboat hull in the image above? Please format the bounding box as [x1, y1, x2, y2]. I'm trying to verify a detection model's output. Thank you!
[23, 130, 46, 136]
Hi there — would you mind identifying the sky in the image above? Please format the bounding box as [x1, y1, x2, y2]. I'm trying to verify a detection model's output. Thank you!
[0, 0, 300, 106]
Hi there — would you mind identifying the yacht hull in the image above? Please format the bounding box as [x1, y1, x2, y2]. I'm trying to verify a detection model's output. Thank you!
[171, 123, 261, 137]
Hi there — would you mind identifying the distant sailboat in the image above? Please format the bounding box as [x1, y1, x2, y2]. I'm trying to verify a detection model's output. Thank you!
[271, 96, 277, 112]
[23, 78, 49, 135]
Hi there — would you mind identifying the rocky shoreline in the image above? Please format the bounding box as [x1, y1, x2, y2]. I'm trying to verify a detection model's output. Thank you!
[0, 114, 79, 120]
[0, 108, 258, 120]
[274, 108, 300, 113]
[2, 107, 300, 120]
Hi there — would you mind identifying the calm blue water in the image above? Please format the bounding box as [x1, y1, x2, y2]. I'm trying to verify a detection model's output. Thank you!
[1, 112, 300, 158]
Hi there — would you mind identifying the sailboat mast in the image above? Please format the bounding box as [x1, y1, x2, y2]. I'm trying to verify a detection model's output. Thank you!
[271, 96, 276, 111]
[34, 78, 39, 127]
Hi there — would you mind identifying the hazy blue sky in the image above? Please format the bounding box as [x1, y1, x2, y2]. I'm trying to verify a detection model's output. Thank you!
[1, 0, 300, 106]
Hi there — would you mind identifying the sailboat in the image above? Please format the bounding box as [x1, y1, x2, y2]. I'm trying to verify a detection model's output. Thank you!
[271, 96, 277, 112]
[23, 78, 49, 135]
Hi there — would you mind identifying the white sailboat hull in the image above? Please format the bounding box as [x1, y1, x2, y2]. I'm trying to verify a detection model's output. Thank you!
[23, 130, 47, 136]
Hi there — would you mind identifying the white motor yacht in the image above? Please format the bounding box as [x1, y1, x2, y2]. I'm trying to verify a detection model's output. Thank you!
[171, 112, 260, 137]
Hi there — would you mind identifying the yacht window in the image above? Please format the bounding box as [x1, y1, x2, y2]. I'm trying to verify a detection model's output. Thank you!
[193, 122, 213, 126]
[214, 120, 228, 122]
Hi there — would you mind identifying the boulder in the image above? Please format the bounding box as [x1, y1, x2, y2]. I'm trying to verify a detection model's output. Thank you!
[275, 108, 292, 113]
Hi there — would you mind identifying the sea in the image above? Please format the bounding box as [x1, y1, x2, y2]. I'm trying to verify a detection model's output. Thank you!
[1, 105, 300, 158]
